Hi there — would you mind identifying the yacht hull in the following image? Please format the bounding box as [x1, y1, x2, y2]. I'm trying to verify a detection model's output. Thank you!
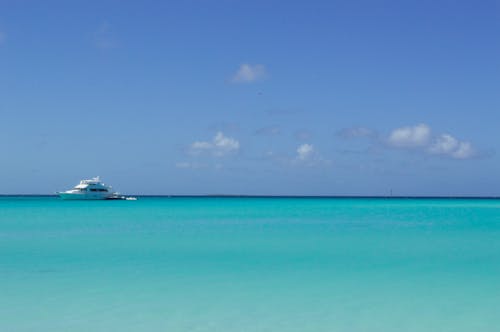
[57, 193, 111, 200]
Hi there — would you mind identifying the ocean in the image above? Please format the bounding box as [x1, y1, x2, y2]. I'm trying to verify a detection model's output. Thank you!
[1, 196, 499, 331]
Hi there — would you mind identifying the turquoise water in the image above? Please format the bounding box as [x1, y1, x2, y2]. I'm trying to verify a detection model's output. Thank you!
[1, 197, 500, 331]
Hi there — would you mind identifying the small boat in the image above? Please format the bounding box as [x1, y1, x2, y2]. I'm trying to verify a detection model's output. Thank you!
[57, 177, 134, 200]
[106, 194, 138, 201]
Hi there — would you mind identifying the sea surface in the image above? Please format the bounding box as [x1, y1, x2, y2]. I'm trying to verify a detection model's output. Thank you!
[1, 196, 499, 331]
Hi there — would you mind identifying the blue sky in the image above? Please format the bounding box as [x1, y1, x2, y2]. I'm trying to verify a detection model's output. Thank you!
[0, 0, 499, 195]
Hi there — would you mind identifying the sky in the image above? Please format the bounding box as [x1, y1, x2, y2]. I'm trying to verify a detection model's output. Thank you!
[0, 0, 499, 195]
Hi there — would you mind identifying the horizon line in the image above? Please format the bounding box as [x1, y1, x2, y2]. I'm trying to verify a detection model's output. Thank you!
[1, 194, 499, 199]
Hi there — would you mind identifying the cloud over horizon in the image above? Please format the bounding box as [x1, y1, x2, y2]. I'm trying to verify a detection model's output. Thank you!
[340, 123, 478, 160]
[428, 134, 475, 159]
[189, 131, 240, 157]
[296, 143, 314, 161]
[387, 124, 431, 148]
[387, 124, 476, 159]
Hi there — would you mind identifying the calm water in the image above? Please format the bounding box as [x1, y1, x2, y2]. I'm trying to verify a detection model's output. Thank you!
[1, 197, 499, 331]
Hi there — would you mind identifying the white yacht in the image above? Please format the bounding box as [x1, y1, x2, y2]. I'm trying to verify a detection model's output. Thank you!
[57, 177, 116, 200]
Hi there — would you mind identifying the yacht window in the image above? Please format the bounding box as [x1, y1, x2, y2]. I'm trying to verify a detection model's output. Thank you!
[90, 189, 98, 192]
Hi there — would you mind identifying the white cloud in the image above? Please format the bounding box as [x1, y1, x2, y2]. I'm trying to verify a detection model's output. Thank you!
[191, 141, 212, 150]
[296, 143, 314, 161]
[428, 134, 475, 159]
[261, 144, 329, 167]
[213, 132, 240, 156]
[189, 131, 240, 157]
[428, 134, 458, 155]
[388, 123, 431, 147]
[293, 143, 331, 167]
[334, 123, 479, 161]
[452, 142, 475, 159]
[384, 124, 477, 160]
[232, 64, 267, 83]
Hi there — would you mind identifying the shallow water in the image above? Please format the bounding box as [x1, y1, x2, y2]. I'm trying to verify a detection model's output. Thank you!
[1, 197, 499, 331]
